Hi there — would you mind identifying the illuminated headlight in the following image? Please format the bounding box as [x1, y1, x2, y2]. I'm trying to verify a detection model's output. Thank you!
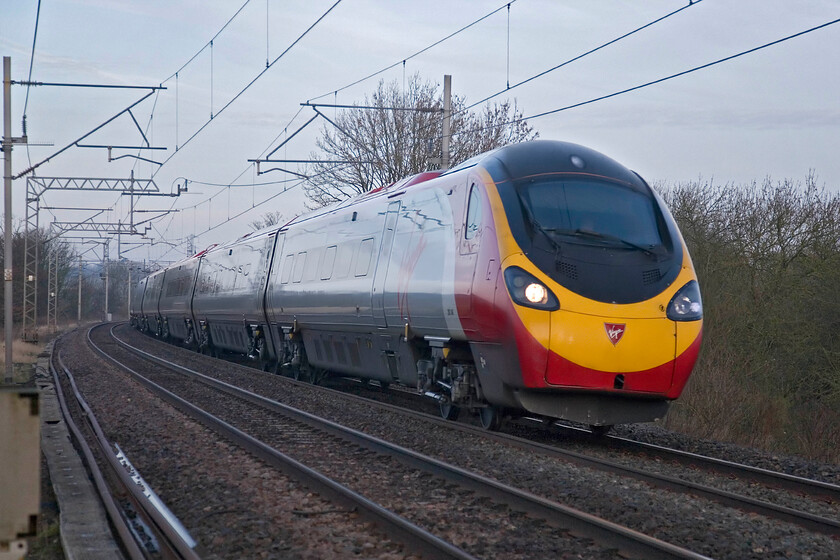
[525, 283, 548, 304]
[667, 280, 703, 321]
[504, 267, 559, 311]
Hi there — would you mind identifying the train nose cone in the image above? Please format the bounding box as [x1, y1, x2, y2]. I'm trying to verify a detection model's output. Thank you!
[546, 310, 677, 393]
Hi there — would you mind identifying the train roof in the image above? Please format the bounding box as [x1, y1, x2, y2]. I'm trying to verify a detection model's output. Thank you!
[484, 140, 644, 187]
[181, 140, 644, 266]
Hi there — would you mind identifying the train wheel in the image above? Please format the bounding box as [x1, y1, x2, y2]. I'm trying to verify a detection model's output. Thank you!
[479, 406, 503, 431]
[590, 425, 612, 437]
[310, 367, 330, 386]
[439, 401, 460, 421]
[292, 366, 309, 383]
[368, 379, 390, 391]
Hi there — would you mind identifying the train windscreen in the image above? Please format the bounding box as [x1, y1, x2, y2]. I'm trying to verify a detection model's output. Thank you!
[518, 178, 662, 249]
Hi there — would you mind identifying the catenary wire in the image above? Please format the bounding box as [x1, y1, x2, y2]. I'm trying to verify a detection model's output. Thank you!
[144, 1, 696, 257]
[461, 0, 705, 113]
[151, 1, 343, 175]
[449, 15, 840, 139]
[124, 1, 521, 253]
[307, 0, 518, 103]
[161, 0, 253, 84]
[23, 0, 43, 168]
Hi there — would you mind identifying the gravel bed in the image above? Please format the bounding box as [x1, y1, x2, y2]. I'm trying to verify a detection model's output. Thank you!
[327, 378, 840, 489]
[99, 326, 625, 559]
[324, 380, 840, 524]
[116, 326, 840, 560]
[611, 422, 840, 485]
[56, 327, 416, 560]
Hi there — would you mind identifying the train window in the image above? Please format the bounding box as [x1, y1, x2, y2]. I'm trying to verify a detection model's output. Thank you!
[280, 254, 294, 284]
[335, 243, 353, 279]
[303, 248, 319, 281]
[355, 238, 374, 277]
[293, 251, 307, 283]
[465, 183, 482, 240]
[321, 245, 337, 280]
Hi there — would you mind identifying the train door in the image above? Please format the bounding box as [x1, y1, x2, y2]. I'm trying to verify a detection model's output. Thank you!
[372, 201, 401, 327]
[456, 181, 482, 325]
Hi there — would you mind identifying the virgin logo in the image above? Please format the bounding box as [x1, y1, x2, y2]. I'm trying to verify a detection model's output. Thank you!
[604, 323, 626, 345]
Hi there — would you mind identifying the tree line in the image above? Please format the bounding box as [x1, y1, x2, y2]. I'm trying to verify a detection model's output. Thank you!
[0, 221, 142, 333]
[659, 175, 840, 462]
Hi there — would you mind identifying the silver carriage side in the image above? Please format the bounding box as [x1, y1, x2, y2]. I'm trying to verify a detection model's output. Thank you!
[157, 255, 201, 345]
[190, 229, 279, 365]
[129, 275, 148, 328]
[264, 170, 471, 386]
[140, 268, 166, 335]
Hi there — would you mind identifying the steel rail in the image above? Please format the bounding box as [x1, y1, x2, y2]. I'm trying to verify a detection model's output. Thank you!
[108, 324, 711, 560]
[57, 346, 200, 560]
[87, 325, 477, 560]
[330, 381, 840, 536]
[48, 340, 147, 560]
[119, 326, 840, 538]
[390, 382, 840, 504]
[592, 428, 840, 501]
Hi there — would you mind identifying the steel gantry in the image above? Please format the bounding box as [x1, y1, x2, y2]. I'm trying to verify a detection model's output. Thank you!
[21, 174, 161, 340]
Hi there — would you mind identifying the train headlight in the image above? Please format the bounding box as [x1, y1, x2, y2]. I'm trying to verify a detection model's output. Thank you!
[525, 283, 548, 304]
[504, 267, 559, 311]
[667, 280, 703, 321]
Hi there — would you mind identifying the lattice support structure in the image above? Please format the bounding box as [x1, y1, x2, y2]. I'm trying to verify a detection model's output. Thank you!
[47, 244, 58, 332]
[103, 240, 110, 322]
[22, 175, 163, 340]
[21, 181, 39, 341]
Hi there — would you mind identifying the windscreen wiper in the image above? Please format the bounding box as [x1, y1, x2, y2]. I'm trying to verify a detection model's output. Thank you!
[547, 228, 663, 257]
[516, 191, 564, 255]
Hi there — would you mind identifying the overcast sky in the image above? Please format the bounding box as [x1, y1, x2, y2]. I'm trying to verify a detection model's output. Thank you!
[2, 0, 839, 264]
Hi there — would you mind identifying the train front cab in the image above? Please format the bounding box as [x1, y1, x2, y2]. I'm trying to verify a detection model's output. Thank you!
[497, 251, 703, 427]
[472, 142, 703, 427]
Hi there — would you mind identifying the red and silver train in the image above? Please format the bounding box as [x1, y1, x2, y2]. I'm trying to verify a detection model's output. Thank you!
[131, 140, 703, 431]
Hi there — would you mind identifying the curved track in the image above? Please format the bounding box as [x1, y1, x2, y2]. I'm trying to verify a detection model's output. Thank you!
[50, 336, 200, 560]
[98, 323, 840, 558]
[99, 323, 712, 560]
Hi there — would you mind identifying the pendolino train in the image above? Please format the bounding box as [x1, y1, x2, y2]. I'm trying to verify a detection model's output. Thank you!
[130, 140, 703, 431]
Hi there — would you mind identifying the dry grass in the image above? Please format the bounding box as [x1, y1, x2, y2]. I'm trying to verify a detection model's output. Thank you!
[0, 329, 50, 383]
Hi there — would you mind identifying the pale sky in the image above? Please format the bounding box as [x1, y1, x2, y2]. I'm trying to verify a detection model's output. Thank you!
[2, 0, 839, 265]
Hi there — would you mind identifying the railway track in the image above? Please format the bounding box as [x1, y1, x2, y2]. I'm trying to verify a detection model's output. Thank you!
[105, 323, 840, 559]
[306, 378, 840, 537]
[336, 379, 840, 517]
[96, 323, 712, 559]
[49, 338, 200, 560]
[553, 423, 840, 501]
[86, 325, 474, 560]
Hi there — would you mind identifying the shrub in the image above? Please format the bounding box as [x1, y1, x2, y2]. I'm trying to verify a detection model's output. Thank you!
[659, 175, 840, 462]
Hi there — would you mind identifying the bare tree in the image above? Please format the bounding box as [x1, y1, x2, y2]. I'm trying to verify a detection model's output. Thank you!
[248, 210, 285, 231]
[303, 75, 537, 208]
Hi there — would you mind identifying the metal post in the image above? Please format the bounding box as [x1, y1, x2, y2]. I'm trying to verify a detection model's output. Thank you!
[48, 245, 57, 331]
[127, 266, 131, 320]
[77, 255, 82, 325]
[47, 245, 52, 330]
[3, 57, 13, 383]
[441, 74, 451, 171]
[104, 241, 109, 322]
